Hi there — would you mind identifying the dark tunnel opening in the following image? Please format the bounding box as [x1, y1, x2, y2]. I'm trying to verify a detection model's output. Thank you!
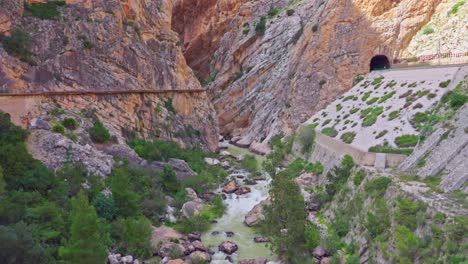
[370, 55, 391, 71]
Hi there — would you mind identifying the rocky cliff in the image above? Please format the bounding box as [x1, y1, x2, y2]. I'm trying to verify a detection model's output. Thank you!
[173, 0, 443, 148]
[0, 0, 219, 150]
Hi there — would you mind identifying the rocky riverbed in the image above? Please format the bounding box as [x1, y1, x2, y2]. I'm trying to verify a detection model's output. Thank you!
[201, 144, 278, 263]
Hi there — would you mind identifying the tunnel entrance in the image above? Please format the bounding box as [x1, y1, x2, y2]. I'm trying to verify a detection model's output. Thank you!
[370, 55, 390, 71]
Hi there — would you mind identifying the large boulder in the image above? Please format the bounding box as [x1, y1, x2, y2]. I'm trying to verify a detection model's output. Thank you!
[253, 237, 270, 243]
[158, 242, 185, 258]
[29, 117, 50, 130]
[244, 199, 271, 226]
[191, 240, 208, 252]
[185, 188, 198, 200]
[188, 251, 212, 263]
[295, 173, 318, 188]
[150, 159, 197, 181]
[218, 241, 238, 254]
[235, 186, 251, 195]
[204, 157, 221, 165]
[305, 192, 320, 211]
[181, 200, 204, 217]
[223, 180, 238, 194]
[120, 255, 133, 263]
[103, 144, 144, 166]
[249, 142, 271, 155]
[238, 258, 268, 264]
[151, 226, 183, 249]
[313, 246, 327, 259]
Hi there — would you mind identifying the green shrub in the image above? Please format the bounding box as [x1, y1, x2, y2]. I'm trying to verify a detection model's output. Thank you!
[366, 97, 379, 105]
[322, 119, 331, 126]
[353, 75, 365, 85]
[89, 119, 111, 143]
[349, 108, 359, 114]
[113, 216, 153, 258]
[448, 0, 466, 15]
[439, 80, 451, 88]
[268, 8, 280, 17]
[336, 104, 343, 111]
[369, 144, 413, 155]
[296, 125, 316, 154]
[365, 198, 390, 238]
[352, 170, 365, 186]
[321, 127, 337, 137]
[62, 117, 78, 130]
[26, 1, 66, 19]
[241, 155, 258, 174]
[364, 176, 391, 197]
[331, 210, 350, 237]
[304, 162, 323, 174]
[378, 91, 396, 103]
[362, 107, 383, 127]
[362, 92, 371, 101]
[448, 93, 467, 109]
[388, 110, 400, 120]
[340, 132, 356, 144]
[394, 225, 420, 261]
[163, 98, 176, 113]
[375, 130, 388, 139]
[395, 135, 419, 148]
[2, 28, 33, 63]
[422, 26, 434, 35]
[255, 16, 267, 35]
[78, 35, 95, 49]
[51, 124, 65, 134]
[372, 76, 384, 85]
[433, 212, 446, 224]
[394, 196, 426, 230]
[286, 9, 295, 16]
[305, 224, 320, 249]
[92, 193, 116, 221]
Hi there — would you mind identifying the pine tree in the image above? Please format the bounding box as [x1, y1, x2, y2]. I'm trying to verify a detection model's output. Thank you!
[59, 191, 109, 264]
[110, 168, 140, 217]
[262, 171, 308, 262]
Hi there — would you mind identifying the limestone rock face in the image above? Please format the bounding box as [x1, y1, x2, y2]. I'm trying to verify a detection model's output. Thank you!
[173, 0, 443, 145]
[27, 129, 114, 176]
[0, 0, 219, 150]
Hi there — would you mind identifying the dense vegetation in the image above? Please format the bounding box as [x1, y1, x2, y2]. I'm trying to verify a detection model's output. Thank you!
[0, 112, 227, 263]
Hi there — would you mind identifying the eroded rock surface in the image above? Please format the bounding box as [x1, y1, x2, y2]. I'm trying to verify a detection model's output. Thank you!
[174, 0, 443, 145]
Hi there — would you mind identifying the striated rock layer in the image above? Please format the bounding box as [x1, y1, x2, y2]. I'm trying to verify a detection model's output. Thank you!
[0, 0, 219, 150]
[173, 0, 443, 146]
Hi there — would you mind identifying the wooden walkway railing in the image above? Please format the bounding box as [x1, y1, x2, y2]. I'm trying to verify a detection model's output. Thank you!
[0, 89, 207, 97]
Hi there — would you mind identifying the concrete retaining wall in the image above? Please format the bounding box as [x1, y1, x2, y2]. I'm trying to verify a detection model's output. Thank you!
[294, 130, 408, 169]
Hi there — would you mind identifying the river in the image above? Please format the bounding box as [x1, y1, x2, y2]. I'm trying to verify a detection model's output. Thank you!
[201, 144, 279, 263]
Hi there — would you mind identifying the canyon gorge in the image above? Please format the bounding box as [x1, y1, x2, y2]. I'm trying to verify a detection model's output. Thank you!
[0, 0, 467, 264]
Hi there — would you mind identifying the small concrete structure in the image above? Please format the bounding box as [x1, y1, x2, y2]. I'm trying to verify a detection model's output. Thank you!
[374, 153, 387, 169]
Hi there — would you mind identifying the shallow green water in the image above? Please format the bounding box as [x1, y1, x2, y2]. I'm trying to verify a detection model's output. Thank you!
[201, 144, 278, 263]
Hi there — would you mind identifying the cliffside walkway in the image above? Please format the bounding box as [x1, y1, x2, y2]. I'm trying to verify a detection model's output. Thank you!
[0, 88, 207, 97]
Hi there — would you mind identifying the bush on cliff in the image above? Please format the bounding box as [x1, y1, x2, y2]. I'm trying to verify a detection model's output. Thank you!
[89, 118, 111, 143]
[25, 1, 66, 20]
[2, 28, 34, 63]
[255, 16, 267, 35]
